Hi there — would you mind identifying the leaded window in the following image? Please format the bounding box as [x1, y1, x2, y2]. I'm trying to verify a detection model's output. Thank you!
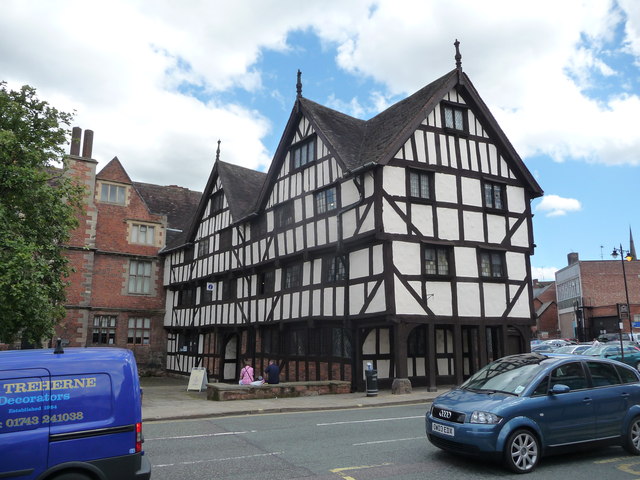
[291, 137, 316, 169]
[479, 250, 505, 278]
[128, 317, 150, 345]
[484, 181, 505, 210]
[283, 263, 302, 289]
[315, 186, 337, 214]
[92, 315, 116, 344]
[443, 105, 466, 131]
[423, 246, 451, 276]
[100, 183, 125, 204]
[274, 202, 294, 228]
[325, 255, 347, 282]
[408, 170, 431, 200]
[128, 260, 152, 294]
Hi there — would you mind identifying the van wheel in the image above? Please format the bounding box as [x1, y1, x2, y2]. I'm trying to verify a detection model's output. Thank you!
[53, 472, 92, 480]
[636, 362, 640, 372]
[624, 416, 640, 455]
[504, 429, 539, 473]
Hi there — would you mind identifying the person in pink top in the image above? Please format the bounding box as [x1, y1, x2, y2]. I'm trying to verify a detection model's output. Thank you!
[239, 360, 254, 385]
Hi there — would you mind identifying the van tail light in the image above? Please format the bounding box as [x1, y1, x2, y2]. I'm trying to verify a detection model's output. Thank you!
[135, 422, 143, 453]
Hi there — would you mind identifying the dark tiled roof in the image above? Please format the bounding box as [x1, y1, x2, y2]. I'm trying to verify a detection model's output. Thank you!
[133, 182, 202, 248]
[217, 160, 267, 221]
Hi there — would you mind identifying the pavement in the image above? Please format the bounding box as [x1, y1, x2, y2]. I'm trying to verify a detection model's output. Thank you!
[140, 376, 448, 422]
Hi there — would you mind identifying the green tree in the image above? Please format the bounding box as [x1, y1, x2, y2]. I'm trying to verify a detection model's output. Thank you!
[0, 81, 84, 345]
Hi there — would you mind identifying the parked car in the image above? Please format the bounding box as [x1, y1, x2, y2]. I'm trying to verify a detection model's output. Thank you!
[531, 344, 558, 353]
[426, 353, 640, 473]
[581, 344, 640, 370]
[553, 344, 591, 355]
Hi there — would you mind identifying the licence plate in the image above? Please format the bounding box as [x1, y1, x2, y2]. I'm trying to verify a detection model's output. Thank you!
[432, 422, 454, 437]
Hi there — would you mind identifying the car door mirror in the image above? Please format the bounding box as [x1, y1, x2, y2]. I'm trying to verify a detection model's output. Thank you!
[550, 384, 570, 394]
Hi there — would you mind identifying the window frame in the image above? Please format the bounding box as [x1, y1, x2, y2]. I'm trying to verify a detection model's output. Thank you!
[483, 180, 507, 211]
[210, 190, 224, 215]
[290, 136, 317, 171]
[92, 315, 117, 345]
[324, 255, 347, 283]
[99, 182, 126, 205]
[130, 223, 156, 245]
[422, 245, 453, 278]
[251, 215, 267, 239]
[315, 186, 338, 215]
[257, 270, 275, 296]
[441, 102, 468, 133]
[197, 238, 210, 258]
[222, 277, 237, 302]
[283, 263, 302, 290]
[274, 202, 295, 229]
[127, 317, 151, 345]
[478, 250, 506, 280]
[407, 169, 433, 201]
[128, 260, 152, 294]
[218, 228, 233, 251]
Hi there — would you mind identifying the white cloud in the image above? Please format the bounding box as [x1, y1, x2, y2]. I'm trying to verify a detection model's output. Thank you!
[531, 266, 559, 282]
[535, 195, 582, 217]
[2, 0, 640, 192]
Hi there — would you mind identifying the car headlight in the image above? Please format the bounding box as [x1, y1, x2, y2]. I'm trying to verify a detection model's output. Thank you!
[470, 411, 502, 424]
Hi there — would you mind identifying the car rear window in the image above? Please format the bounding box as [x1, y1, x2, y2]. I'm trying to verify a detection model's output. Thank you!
[587, 361, 621, 387]
[616, 365, 640, 384]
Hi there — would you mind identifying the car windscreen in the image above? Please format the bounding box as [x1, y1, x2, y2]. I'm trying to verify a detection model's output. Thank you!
[461, 355, 550, 395]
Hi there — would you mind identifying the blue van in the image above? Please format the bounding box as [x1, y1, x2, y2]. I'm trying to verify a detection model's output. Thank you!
[0, 346, 151, 480]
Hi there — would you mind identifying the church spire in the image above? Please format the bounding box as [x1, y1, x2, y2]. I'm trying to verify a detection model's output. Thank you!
[630, 227, 637, 260]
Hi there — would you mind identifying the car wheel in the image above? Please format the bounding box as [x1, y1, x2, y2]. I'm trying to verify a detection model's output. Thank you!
[504, 429, 540, 474]
[624, 416, 640, 455]
[636, 362, 640, 372]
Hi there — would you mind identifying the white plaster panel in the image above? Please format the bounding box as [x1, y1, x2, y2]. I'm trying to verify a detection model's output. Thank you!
[313, 258, 322, 284]
[383, 166, 406, 197]
[510, 285, 531, 317]
[487, 215, 506, 244]
[328, 217, 338, 243]
[461, 177, 482, 207]
[341, 179, 359, 205]
[379, 328, 390, 354]
[291, 293, 300, 319]
[372, 245, 383, 275]
[335, 287, 344, 315]
[404, 139, 414, 160]
[313, 289, 321, 316]
[323, 288, 333, 316]
[484, 283, 506, 317]
[304, 195, 313, 218]
[448, 136, 457, 168]
[306, 223, 315, 248]
[463, 211, 484, 242]
[411, 204, 435, 237]
[458, 138, 469, 170]
[394, 278, 424, 315]
[427, 132, 437, 164]
[436, 207, 459, 240]
[342, 209, 356, 239]
[350, 284, 365, 314]
[359, 206, 375, 233]
[415, 131, 426, 163]
[427, 281, 452, 316]
[457, 283, 481, 316]
[282, 293, 290, 319]
[350, 249, 369, 279]
[316, 220, 327, 247]
[393, 242, 421, 275]
[377, 359, 391, 379]
[362, 329, 376, 354]
[506, 252, 526, 280]
[454, 247, 478, 278]
[489, 144, 498, 174]
[435, 173, 457, 203]
[507, 186, 526, 214]
[366, 282, 386, 313]
[510, 218, 529, 248]
[383, 198, 407, 234]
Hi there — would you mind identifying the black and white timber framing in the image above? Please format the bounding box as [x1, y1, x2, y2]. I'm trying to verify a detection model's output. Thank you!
[161, 57, 544, 391]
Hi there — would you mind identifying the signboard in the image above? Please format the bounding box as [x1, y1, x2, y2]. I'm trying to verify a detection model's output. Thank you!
[618, 303, 630, 321]
[206, 283, 215, 291]
[186, 367, 208, 392]
[633, 322, 640, 329]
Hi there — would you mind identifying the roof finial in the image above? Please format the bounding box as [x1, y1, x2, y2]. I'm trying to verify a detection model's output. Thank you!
[454, 39, 462, 71]
[215, 139, 221, 162]
[296, 69, 302, 98]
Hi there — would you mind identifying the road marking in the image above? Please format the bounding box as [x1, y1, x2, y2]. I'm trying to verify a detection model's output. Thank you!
[147, 430, 255, 441]
[353, 436, 424, 446]
[154, 451, 284, 468]
[330, 463, 392, 480]
[318, 415, 422, 426]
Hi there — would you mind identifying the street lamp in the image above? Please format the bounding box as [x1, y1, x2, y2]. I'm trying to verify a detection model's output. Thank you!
[611, 244, 633, 343]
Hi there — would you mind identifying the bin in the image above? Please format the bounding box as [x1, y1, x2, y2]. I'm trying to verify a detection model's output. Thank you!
[365, 369, 378, 397]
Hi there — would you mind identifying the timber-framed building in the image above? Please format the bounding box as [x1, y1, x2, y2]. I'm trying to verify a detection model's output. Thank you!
[162, 48, 543, 391]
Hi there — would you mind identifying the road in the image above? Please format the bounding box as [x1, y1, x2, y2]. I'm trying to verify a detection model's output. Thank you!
[143, 404, 640, 479]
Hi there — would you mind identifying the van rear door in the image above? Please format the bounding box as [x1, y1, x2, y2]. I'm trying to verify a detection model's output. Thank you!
[0, 368, 50, 480]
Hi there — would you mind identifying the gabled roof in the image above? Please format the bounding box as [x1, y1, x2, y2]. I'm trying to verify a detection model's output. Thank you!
[255, 67, 542, 211]
[134, 182, 202, 249]
[96, 157, 132, 184]
[217, 160, 267, 221]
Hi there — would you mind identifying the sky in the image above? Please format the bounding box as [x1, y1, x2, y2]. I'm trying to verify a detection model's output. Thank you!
[1, 0, 639, 281]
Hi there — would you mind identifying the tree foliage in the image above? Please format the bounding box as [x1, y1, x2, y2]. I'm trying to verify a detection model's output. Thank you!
[0, 82, 84, 345]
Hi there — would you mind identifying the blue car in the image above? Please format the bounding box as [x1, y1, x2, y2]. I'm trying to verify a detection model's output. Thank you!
[426, 353, 640, 473]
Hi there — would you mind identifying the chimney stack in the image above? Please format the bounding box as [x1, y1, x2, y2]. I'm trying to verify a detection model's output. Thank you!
[82, 130, 94, 158]
[70, 127, 82, 156]
[568, 252, 579, 265]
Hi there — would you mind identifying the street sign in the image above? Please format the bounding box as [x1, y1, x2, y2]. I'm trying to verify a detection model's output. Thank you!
[618, 303, 630, 320]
